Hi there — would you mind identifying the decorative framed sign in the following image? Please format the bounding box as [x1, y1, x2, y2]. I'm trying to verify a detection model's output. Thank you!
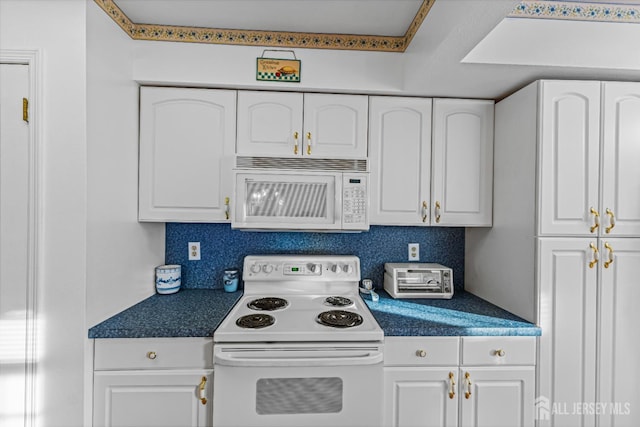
[257, 50, 301, 82]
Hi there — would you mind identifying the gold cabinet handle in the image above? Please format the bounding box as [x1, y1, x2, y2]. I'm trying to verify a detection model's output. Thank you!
[448, 372, 456, 399]
[146, 351, 157, 360]
[421, 201, 428, 223]
[590, 207, 600, 233]
[605, 208, 616, 234]
[604, 242, 614, 268]
[493, 349, 506, 357]
[464, 372, 472, 399]
[589, 242, 599, 269]
[435, 201, 441, 224]
[306, 132, 312, 155]
[416, 349, 427, 358]
[293, 131, 299, 155]
[198, 376, 208, 405]
[224, 197, 230, 220]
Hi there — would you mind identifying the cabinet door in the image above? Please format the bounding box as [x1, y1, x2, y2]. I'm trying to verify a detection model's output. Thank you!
[538, 81, 601, 236]
[601, 83, 640, 236]
[303, 93, 368, 158]
[431, 99, 494, 226]
[93, 370, 212, 427]
[598, 238, 640, 427]
[236, 91, 303, 157]
[369, 97, 432, 225]
[537, 238, 597, 427]
[459, 367, 535, 427]
[384, 367, 458, 427]
[139, 87, 236, 222]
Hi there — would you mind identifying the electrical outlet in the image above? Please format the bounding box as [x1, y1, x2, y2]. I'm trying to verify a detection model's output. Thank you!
[408, 243, 420, 261]
[188, 242, 201, 261]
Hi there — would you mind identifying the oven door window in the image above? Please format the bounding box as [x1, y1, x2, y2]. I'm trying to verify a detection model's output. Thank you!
[256, 377, 342, 415]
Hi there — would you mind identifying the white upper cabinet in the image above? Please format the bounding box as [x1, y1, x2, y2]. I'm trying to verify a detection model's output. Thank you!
[138, 87, 236, 222]
[538, 81, 601, 236]
[369, 97, 432, 225]
[538, 81, 640, 237]
[601, 83, 640, 236]
[432, 99, 494, 227]
[303, 93, 368, 158]
[237, 91, 368, 159]
[236, 91, 303, 157]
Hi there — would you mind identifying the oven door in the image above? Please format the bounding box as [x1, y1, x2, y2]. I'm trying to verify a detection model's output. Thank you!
[213, 343, 383, 427]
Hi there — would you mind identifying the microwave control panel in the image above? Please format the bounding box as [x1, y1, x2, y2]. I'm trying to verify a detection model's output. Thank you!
[342, 174, 368, 229]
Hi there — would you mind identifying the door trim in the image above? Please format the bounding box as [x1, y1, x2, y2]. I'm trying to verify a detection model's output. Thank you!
[1, 49, 41, 427]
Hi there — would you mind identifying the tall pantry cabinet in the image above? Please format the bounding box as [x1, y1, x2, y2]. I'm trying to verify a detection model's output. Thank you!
[466, 80, 640, 427]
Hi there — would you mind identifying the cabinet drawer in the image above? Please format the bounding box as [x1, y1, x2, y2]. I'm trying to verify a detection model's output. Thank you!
[94, 338, 213, 370]
[384, 337, 459, 366]
[461, 337, 536, 366]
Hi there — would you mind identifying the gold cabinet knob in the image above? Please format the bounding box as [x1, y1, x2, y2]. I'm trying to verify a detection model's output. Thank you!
[589, 242, 599, 269]
[604, 242, 614, 269]
[146, 351, 157, 360]
[494, 349, 506, 357]
[590, 207, 600, 233]
[416, 349, 427, 358]
[605, 208, 616, 234]
[198, 376, 208, 405]
[448, 372, 456, 399]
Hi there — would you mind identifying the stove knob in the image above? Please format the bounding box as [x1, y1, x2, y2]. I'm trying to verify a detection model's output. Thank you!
[307, 263, 317, 273]
[250, 263, 262, 274]
[330, 264, 339, 273]
[342, 264, 353, 274]
[262, 264, 274, 274]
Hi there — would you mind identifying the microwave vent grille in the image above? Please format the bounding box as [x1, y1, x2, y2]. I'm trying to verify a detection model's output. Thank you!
[236, 156, 367, 172]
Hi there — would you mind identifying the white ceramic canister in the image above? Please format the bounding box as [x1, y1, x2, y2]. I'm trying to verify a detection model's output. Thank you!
[155, 264, 181, 294]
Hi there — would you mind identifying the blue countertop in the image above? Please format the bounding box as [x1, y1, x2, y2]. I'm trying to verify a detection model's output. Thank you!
[88, 289, 242, 338]
[89, 288, 540, 339]
[364, 290, 541, 336]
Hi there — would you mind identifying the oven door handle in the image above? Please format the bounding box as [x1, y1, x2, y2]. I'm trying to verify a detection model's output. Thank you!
[215, 350, 383, 367]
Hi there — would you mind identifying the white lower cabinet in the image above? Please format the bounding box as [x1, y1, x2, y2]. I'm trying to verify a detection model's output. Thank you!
[384, 336, 536, 427]
[92, 338, 213, 427]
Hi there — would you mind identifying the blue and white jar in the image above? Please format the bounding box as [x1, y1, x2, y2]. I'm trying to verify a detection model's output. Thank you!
[155, 264, 181, 295]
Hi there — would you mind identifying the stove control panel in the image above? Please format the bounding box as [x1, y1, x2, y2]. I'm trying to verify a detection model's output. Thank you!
[243, 256, 360, 280]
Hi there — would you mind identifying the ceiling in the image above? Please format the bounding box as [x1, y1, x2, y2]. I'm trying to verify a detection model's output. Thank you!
[95, 0, 640, 99]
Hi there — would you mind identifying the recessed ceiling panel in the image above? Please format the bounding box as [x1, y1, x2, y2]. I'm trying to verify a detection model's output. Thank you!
[114, 0, 423, 37]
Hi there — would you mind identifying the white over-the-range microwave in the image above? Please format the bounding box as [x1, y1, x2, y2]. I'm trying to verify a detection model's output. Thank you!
[231, 159, 369, 231]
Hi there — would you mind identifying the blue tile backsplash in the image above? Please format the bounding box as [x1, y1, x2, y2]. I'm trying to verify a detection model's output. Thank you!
[165, 224, 464, 290]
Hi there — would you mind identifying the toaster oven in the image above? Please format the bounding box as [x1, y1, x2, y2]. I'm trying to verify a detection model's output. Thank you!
[383, 263, 453, 299]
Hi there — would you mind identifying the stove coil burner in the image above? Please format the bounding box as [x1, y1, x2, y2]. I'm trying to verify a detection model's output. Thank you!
[236, 314, 275, 329]
[247, 297, 289, 311]
[324, 296, 354, 307]
[317, 310, 363, 328]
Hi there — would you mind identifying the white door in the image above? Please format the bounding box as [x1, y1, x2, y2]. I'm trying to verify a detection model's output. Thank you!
[431, 99, 494, 226]
[0, 63, 30, 427]
[93, 370, 212, 427]
[138, 87, 236, 222]
[538, 81, 601, 236]
[369, 97, 432, 225]
[597, 238, 640, 427]
[303, 93, 368, 158]
[601, 82, 640, 237]
[236, 91, 303, 157]
[537, 238, 597, 427]
[459, 367, 535, 427]
[383, 367, 458, 427]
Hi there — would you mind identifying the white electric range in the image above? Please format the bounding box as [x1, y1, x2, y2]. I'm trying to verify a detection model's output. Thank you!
[213, 255, 384, 427]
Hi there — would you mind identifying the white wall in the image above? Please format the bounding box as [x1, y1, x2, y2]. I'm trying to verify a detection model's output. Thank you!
[132, 38, 405, 94]
[86, 0, 164, 328]
[0, 1, 87, 426]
